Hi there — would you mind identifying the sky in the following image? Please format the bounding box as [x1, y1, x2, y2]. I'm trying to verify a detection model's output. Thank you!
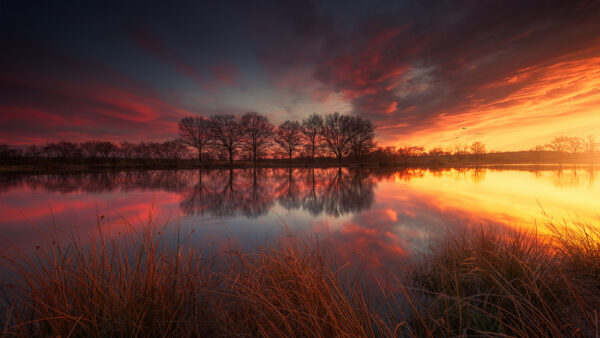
[1, 0, 600, 151]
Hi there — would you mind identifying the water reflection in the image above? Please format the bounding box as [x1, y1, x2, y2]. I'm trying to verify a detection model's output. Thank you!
[1, 166, 599, 268]
[0, 168, 378, 218]
[180, 168, 375, 218]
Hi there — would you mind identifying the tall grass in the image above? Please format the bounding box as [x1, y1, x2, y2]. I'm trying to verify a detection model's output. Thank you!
[408, 224, 600, 336]
[1, 218, 599, 337]
[0, 221, 388, 337]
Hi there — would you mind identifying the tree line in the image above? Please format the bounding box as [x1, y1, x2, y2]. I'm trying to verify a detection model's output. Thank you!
[177, 112, 375, 164]
[540, 135, 597, 154]
[368, 134, 598, 163]
[0, 140, 188, 163]
[1, 119, 597, 166]
[0, 112, 375, 164]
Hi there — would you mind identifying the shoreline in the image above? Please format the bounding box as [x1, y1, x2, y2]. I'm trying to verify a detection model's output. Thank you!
[1, 159, 598, 175]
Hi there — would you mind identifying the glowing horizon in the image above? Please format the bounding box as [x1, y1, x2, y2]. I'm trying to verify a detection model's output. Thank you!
[2, 1, 600, 150]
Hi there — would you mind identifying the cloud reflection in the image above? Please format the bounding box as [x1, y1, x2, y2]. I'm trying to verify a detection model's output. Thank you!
[1, 166, 599, 265]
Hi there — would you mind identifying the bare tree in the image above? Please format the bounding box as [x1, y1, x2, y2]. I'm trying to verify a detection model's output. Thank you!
[319, 113, 376, 161]
[321, 112, 353, 162]
[428, 147, 447, 156]
[178, 116, 212, 162]
[546, 136, 570, 153]
[131, 142, 148, 159]
[453, 144, 469, 161]
[44, 141, 81, 159]
[119, 141, 136, 160]
[397, 145, 425, 159]
[145, 142, 162, 159]
[96, 141, 117, 160]
[347, 116, 375, 158]
[161, 139, 186, 160]
[81, 141, 100, 160]
[274, 120, 302, 159]
[470, 142, 486, 161]
[241, 112, 273, 164]
[568, 136, 583, 154]
[584, 135, 597, 153]
[301, 113, 323, 160]
[210, 114, 243, 165]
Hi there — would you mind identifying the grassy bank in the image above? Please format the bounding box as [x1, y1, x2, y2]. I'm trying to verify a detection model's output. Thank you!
[2, 152, 599, 174]
[1, 220, 599, 337]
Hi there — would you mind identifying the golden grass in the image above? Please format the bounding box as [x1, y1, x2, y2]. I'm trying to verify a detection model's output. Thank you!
[1, 218, 599, 337]
[407, 224, 600, 336]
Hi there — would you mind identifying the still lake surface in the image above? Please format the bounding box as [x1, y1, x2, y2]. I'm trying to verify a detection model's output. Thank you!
[1, 166, 599, 268]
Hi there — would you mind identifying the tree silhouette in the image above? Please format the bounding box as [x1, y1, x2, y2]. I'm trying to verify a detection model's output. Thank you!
[321, 112, 353, 162]
[320, 113, 375, 161]
[568, 136, 583, 154]
[348, 116, 375, 158]
[274, 120, 302, 159]
[178, 116, 213, 162]
[546, 136, 570, 153]
[301, 113, 323, 160]
[453, 144, 469, 161]
[470, 142, 486, 161]
[241, 112, 274, 164]
[210, 114, 243, 165]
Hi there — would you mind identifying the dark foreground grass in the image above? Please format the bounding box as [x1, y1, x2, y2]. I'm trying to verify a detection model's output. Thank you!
[1, 219, 599, 337]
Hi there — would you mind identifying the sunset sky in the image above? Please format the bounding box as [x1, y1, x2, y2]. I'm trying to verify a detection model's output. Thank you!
[1, 0, 599, 151]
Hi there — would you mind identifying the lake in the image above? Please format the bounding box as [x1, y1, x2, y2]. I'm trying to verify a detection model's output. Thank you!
[1, 166, 599, 269]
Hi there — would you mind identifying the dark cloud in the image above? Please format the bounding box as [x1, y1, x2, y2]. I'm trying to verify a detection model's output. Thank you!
[1, 0, 599, 145]
[309, 1, 600, 137]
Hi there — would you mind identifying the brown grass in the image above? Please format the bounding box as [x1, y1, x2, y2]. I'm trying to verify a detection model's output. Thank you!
[1, 217, 599, 337]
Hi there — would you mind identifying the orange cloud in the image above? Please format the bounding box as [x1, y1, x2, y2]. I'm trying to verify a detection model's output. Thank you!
[395, 54, 600, 150]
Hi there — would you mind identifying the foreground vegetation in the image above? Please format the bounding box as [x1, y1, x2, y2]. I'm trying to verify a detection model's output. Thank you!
[1, 219, 599, 337]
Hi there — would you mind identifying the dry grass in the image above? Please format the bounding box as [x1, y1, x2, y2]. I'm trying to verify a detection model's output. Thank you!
[408, 222, 600, 337]
[1, 217, 599, 337]
[0, 221, 388, 337]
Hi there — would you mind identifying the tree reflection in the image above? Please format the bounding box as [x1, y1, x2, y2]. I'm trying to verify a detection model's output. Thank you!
[4, 166, 598, 219]
[181, 167, 376, 218]
[238, 168, 275, 217]
[302, 168, 324, 216]
[274, 168, 302, 210]
[180, 169, 242, 217]
[320, 168, 375, 217]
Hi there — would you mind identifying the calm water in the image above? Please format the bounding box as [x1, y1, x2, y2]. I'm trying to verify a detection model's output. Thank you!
[1, 167, 599, 268]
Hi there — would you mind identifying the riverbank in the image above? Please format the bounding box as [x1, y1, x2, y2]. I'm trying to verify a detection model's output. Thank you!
[1, 156, 598, 175]
[1, 219, 598, 337]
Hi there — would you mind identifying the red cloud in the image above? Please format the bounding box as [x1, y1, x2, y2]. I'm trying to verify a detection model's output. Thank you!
[0, 63, 189, 144]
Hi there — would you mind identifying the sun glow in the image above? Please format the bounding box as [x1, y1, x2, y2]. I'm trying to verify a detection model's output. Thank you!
[396, 55, 600, 151]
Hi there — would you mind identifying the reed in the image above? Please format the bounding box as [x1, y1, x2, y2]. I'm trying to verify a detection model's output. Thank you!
[1, 217, 599, 337]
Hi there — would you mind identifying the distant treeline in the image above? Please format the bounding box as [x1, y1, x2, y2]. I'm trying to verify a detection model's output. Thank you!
[0, 112, 375, 165]
[0, 112, 598, 166]
[369, 135, 599, 164]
